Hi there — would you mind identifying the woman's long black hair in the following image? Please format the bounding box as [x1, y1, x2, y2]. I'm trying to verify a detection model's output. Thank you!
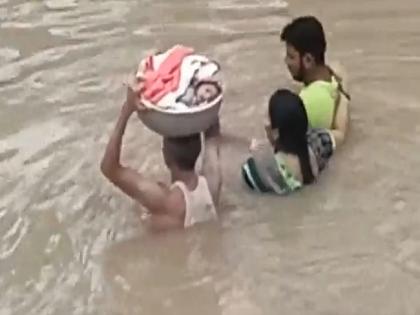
[268, 89, 315, 184]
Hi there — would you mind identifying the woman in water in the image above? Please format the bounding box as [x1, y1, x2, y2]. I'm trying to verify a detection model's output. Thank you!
[241, 88, 348, 194]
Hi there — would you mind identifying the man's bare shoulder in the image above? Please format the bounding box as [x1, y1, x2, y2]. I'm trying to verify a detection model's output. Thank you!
[162, 184, 186, 219]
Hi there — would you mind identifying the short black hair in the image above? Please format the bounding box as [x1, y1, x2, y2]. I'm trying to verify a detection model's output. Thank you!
[163, 134, 201, 171]
[280, 16, 326, 64]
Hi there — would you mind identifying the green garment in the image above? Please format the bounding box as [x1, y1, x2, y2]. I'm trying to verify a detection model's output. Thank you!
[299, 76, 339, 129]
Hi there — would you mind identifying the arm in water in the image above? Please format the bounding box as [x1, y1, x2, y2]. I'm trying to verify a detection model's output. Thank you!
[329, 64, 350, 148]
[201, 120, 222, 206]
[330, 85, 349, 148]
[330, 93, 348, 147]
[100, 86, 168, 213]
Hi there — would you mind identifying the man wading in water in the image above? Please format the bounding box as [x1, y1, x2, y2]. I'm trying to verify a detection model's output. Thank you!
[100, 85, 222, 231]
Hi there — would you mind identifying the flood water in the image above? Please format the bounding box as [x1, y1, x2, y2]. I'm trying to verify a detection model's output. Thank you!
[1, 0, 420, 314]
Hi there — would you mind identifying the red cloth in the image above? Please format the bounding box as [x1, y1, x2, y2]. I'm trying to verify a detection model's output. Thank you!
[141, 45, 194, 103]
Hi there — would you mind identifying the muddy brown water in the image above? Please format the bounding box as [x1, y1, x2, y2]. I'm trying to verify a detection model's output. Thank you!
[1, 0, 420, 314]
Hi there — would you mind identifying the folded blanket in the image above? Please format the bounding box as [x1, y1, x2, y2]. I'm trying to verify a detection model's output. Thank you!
[136, 45, 222, 111]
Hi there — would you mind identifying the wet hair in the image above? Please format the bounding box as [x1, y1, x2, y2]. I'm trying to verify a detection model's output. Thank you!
[268, 89, 315, 184]
[280, 16, 326, 64]
[163, 134, 201, 171]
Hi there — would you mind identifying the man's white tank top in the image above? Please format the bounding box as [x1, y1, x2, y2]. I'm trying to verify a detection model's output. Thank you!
[171, 176, 217, 228]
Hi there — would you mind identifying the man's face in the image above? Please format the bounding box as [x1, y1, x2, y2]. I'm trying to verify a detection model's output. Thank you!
[284, 44, 305, 82]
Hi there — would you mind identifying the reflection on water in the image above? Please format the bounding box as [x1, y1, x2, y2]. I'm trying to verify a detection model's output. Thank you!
[1, 0, 420, 314]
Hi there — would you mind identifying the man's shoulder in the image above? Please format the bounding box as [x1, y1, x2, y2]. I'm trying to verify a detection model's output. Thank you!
[141, 180, 185, 217]
[165, 185, 187, 217]
[299, 81, 334, 102]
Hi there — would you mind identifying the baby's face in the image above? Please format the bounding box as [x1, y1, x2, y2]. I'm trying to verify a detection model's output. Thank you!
[195, 82, 219, 103]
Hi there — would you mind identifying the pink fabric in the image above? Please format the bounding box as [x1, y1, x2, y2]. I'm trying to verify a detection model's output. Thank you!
[140, 45, 194, 103]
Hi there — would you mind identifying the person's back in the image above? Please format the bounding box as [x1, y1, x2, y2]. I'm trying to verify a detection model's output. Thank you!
[172, 175, 217, 227]
[159, 134, 220, 229]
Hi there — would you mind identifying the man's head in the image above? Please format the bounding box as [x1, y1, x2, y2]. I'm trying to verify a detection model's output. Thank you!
[162, 134, 201, 172]
[280, 16, 326, 82]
